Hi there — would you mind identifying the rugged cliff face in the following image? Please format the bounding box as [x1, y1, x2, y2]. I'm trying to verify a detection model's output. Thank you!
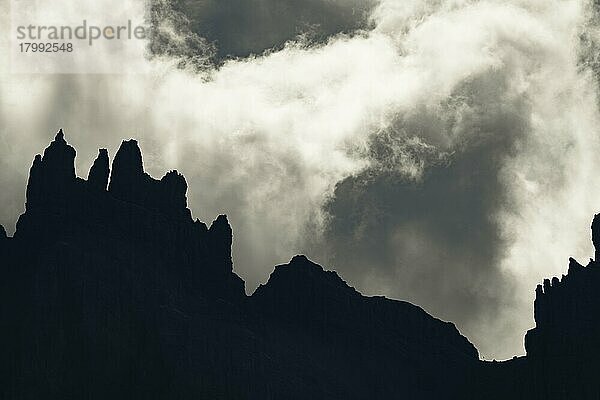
[15, 131, 245, 303]
[476, 219, 600, 400]
[0, 131, 479, 399]
[518, 215, 600, 399]
[1, 130, 599, 399]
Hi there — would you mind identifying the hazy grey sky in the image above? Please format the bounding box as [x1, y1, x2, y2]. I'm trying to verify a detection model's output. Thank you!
[2, 0, 600, 360]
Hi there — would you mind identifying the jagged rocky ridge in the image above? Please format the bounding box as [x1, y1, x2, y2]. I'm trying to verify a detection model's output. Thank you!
[0, 130, 599, 399]
[475, 215, 600, 399]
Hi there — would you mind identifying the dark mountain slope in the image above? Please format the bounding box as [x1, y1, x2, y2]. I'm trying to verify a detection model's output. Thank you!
[475, 216, 600, 400]
[252, 255, 478, 399]
[0, 131, 478, 399]
[2, 130, 600, 399]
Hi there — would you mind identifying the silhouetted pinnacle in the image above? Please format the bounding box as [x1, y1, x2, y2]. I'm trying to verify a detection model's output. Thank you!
[106, 140, 191, 219]
[24, 131, 76, 210]
[208, 215, 233, 273]
[109, 140, 144, 186]
[160, 170, 188, 211]
[88, 149, 110, 191]
[0, 224, 6, 240]
[108, 139, 146, 203]
[41, 129, 76, 180]
[15, 131, 244, 300]
[209, 214, 232, 235]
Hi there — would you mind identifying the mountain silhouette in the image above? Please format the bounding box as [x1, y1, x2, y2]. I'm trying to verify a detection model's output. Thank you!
[475, 215, 600, 399]
[0, 130, 599, 399]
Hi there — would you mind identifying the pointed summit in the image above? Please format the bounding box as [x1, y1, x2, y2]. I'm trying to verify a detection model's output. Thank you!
[24, 130, 76, 210]
[160, 170, 188, 211]
[113, 140, 143, 175]
[253, 255, 359, 307]
[55, 128, 65, 142]
[0, 224, 6, 240]
[209, 214, 233, 249]
[210, 214, 231, 232]
[88, 149, 110, 191]
[109, 140, 144, 182]
[208, 215, 233, 273]
[41, 128, 76, 181]
[107, 140, 192, 219]
[108, 139, 145, 201]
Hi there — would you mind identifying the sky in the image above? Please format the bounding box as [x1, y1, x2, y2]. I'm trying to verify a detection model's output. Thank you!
[1, 0, 600, 360]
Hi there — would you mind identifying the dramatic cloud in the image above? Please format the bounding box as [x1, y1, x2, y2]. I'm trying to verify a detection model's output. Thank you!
[1, 0, 600, 360]
[309, 0, 600, 359]
[314, 71, 528, 357]
[150, 0, 376, 61]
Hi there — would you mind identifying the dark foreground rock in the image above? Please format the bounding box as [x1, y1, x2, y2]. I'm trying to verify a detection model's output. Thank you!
[1, 130, 599, 399]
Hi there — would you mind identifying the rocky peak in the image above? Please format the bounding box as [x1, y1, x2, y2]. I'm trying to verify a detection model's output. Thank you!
[526, 215, 600, 358]
[25, 129, 77, 210]
[252, 254, 479, 374]
[105, 140, 191, 219]
[272, 254, 355, 291]
[14, 131, 245, 302]
[113, 139, 143, 175]
[159, 170, 188, 212]
[252, 255, 360, 310]
[41, 129, 76, 181]
[0, 224, 6, 240]
[207, 215, 233, 273]
[209, 215, 232, 240]
[108, 139, 145, 199]
[87, 149, 110, 191]
[289, 254, 317, 267]
[0, 130, 520, 399]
